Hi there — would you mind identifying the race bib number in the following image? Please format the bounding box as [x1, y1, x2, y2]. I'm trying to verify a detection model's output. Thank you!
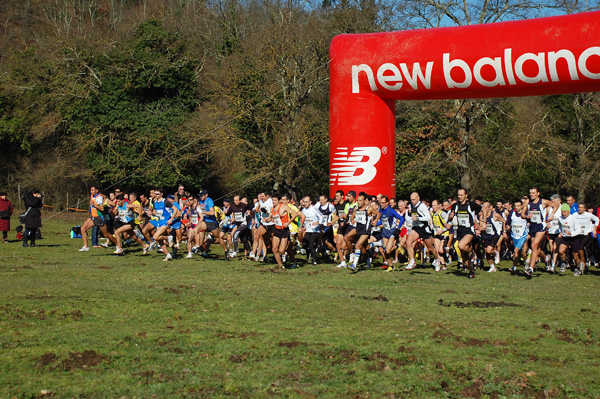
[531, 211, 542, 224]
[355, 211, 367, 224]
[234, 212, 244, 222]
[578, 224, 586, 233]
[273, 214, 282, 227]
[457, 214, 469, 227]
[191, 215, 199, 224]
[118, 209, 129, 222]
[485, 224, 494, 235]
[513, 225, 524, 236]
[156, 209, 163, 218]
[382, 218, 390, 230]
[549, 219, 559, 229]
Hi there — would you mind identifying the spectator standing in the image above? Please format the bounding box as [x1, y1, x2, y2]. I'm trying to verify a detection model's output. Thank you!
[0, 191, 14, 243]
[23, 189, 43, 247]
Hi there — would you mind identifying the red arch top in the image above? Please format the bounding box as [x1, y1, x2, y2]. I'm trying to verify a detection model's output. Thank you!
[329, 11, 600, 198]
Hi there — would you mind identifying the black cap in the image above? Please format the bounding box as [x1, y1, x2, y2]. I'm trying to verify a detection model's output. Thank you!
[348, 190, 357, 198]
[199, 189, 208, 196]
[223, 198, 231, 203]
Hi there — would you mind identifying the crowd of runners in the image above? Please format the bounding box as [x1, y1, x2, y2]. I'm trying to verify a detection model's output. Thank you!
[76, 185, 600, 278]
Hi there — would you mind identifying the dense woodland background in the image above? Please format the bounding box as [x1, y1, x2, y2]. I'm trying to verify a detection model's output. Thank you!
[1, 0, 599, 209]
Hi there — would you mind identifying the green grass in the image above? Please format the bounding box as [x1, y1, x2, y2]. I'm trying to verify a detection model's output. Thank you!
[1, 213, 600, 398]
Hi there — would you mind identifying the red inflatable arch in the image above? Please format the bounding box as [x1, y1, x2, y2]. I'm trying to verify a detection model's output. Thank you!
[329, 11, 600, 198]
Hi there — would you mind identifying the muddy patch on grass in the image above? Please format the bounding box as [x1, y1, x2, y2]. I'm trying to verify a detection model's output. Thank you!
[39, 352, 57, 366]
[461, 379, 485, 398]
[278, 341, 308, 349]
[438, 299, 521, 308]
[60, 310, 83, 320]
[350, 294, 389, 302]
[25, 292, 54, 300]
[38, 350, 107, 370]
[229, 353, 248, 363]
[214, 331, 263, 340]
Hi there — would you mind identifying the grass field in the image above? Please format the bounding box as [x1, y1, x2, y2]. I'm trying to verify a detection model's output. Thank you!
[1, 213, 599, 398]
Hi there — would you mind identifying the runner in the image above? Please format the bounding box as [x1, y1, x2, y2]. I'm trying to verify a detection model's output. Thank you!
[348, 192, 380, 271]
[480, 201, 503, 272]
[183, 195, 201, 258]
[300, 196, 324, 265]
[571, 202, 599, 276]
[336, 191, 357, 269]
[317, 194, 337, 258]
[378, 195, 405, 271]
[269, 194, 304, 269]
[250, 191, 274, 262]
[198, 189, 230, 260]
[113, 193, 145, 255]
[79, 186, 118, 252]
[545, 194, 563, 272]
[227, 195, 253, 258]
[506, 199, 529, 276]
[521, 187, 552, 275]
[555, 203, 581, 274]
[431, 199, 450, 271]
[405, 192, 440, 271]
[151, 189, 180, 261]
[446, 189, 478, 278]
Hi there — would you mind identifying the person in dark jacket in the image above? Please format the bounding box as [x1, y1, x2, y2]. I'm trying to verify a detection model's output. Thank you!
[23, 189, 43, 247]
[0, 191, 13, 243]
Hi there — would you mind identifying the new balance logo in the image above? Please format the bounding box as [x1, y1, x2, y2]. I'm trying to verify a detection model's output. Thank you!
[330, 146, 382, 186]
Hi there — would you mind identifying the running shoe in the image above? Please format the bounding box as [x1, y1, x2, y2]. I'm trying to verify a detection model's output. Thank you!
[560, 262, 566, 273]
[366, 257, 372, 269]
[468, 271, 475, 279]
[510, 266, 517, 275]
[573, 269, 582, 276]
[185, 253, 194, 259]
[79, 246, 90, 252]
[142, 245, 149, 255]
[113, 248, 123, 255]
[285, 263, 299, 270]
[348, 262, 357, 272]
[488, 266, 497, 273]
[405, 260, 416, 270]
[201, 252, 209, 258]
[336, 261, 347, 268]
[434, 259, 441, 272]
[163, 254, 173, 261]
[524, 267, 533, 277]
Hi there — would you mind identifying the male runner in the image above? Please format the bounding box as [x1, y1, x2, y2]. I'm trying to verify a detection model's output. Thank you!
[79, 186, 118, 252]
